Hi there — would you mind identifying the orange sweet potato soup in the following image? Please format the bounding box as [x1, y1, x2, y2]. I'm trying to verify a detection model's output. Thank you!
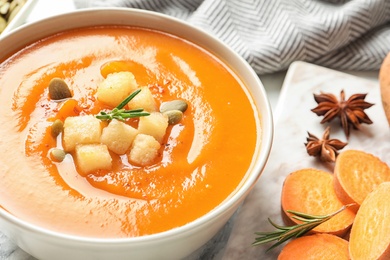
[0, 26, 260, 238]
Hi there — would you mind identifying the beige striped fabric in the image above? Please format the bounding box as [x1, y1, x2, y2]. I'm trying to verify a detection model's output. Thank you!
[0, 1, 389, 259]
[74, 0, 390, 74]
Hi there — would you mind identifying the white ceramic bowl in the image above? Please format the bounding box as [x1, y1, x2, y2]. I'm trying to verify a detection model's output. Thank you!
[0, 8, 273, 260]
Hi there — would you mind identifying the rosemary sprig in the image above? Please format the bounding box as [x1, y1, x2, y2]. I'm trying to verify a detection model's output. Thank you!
[252, 204, 354, 251]
[96, 89, 150, 121]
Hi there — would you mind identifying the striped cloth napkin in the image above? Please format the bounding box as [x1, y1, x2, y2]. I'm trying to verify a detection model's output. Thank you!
[74, 0, 390, 74]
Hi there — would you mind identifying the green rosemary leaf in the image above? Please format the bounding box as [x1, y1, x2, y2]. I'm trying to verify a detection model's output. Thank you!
[96, 114, 111, 120]
[95, 89, 149, 121]
[287, 209, 328, 220]
[268, 218, 292, 231]
[116, 88, 142, 109]
[118, 112, 150, 119]
[252, 204, 353, 251]
[122, 108, 144, 113]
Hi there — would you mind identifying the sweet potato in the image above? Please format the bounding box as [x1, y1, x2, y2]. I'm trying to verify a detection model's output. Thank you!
[349, 182, 390, 260]
[281, 168, 355, 237]
[278, 233, 349, 260]
[333, 150, 390, 213]
[100, 60, 136, 78]
[54, 98, 81, 122]
[379, 51, 390, 125]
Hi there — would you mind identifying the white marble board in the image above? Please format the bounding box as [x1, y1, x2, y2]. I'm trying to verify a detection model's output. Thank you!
[223, 61, 390, 259]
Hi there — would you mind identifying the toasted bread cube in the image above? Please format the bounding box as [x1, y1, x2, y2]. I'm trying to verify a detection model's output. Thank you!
[75, 144, 112, 175]
[137, 112, 168, 143]
[63, 115, 102, 152]
[128, 134, 161, 166]
[127, 86, 157, 112]
[97, 71, 138, 107]
[101, 119, 138, 154]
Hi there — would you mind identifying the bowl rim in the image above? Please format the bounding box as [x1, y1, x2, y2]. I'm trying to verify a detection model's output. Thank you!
[0, 7, 274, 245]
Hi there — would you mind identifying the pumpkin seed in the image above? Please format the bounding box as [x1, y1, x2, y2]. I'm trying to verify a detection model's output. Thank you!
[160, 100, 188, 113]
[163, 109, 183, 125]
[7, 3, 21, 23]
[50, 148, 66, 162]
[0, 0, 27, 34]
[0, 17, 6, 33]
[0, 2, 9, 15]
[51, 119, 64, 137]
[9, 0, 19, 12]
[48, 78, 72, 100]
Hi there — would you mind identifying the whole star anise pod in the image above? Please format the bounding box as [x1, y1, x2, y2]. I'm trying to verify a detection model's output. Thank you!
[305, 127, 348, 162]
[311, 90, 374, 138]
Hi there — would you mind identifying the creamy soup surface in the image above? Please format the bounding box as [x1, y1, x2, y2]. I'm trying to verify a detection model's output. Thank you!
[0, 26, 259, 238]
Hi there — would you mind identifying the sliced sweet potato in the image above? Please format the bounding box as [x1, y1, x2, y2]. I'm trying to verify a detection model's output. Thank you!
[54, 98, 81, 122]
[379, 51, 390, 125]
[281, 168, 355, 237]
[334, 150, 390, 212]
[278, 233, 349, 260]
[349, 182, 390, 260]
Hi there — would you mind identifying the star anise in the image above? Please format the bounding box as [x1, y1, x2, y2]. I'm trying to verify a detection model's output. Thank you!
[305, 127, 348, 162]
[311, 90, 374, 138]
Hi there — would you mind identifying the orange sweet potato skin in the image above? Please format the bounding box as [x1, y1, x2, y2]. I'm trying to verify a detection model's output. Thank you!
[333, 150, 390, 213]
[349, 182, 390, 260]
[279, 151, 390, 259]
[278, 234, 349, 260]
[281, 168, 355, 237]
[379, 52, 390, 126]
